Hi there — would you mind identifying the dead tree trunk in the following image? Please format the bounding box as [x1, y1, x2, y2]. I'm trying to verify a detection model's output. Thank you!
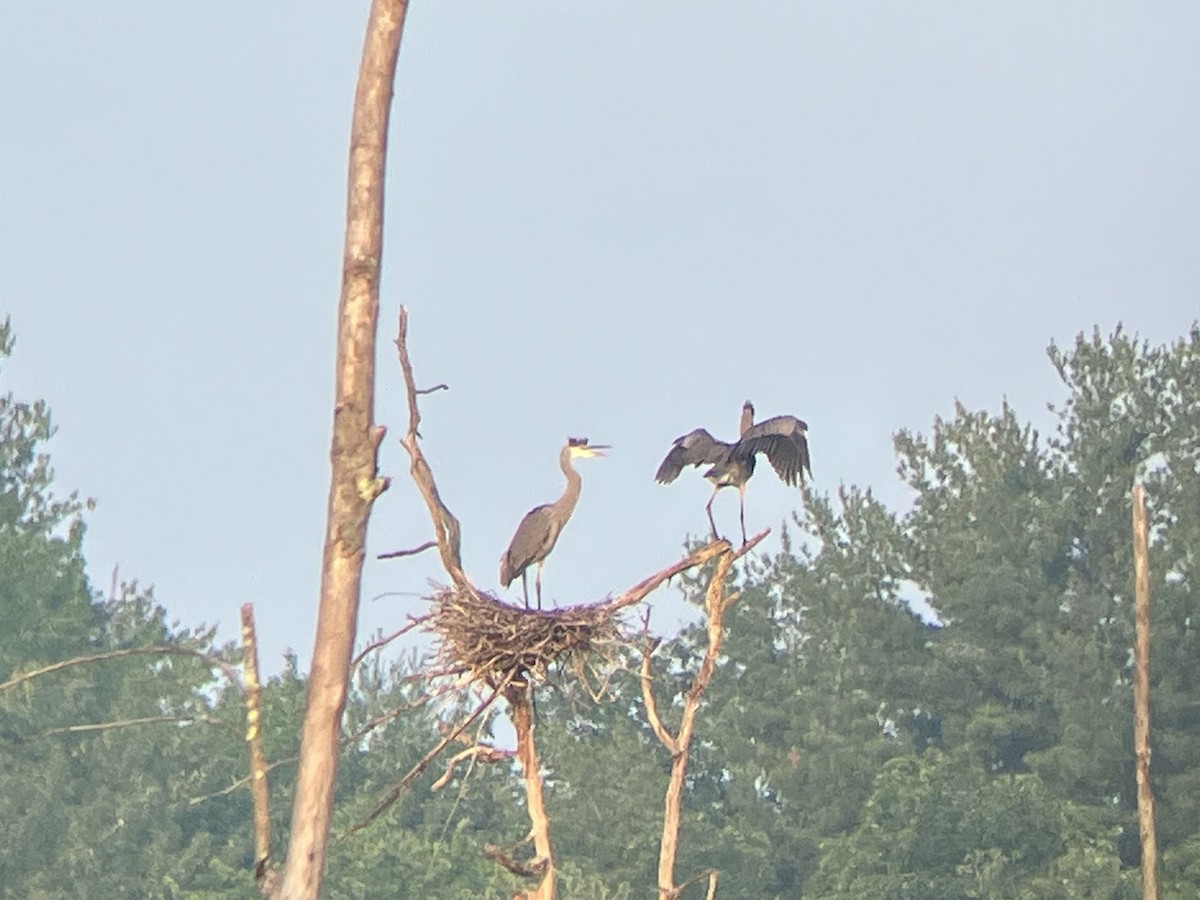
[275, 2, 409, 896]
[1131, 484, 1159, 900]
[240, 604, 272, 892]
[509, 685, 556, 900]
[641, 534, 766, 899]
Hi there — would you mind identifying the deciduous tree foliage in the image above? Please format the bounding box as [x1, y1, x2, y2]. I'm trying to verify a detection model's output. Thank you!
[2, 320, 1198, 897]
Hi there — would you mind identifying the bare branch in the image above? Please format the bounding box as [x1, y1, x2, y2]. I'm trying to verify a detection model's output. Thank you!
[42, 715, 228, 736]
[640, 637, 677, 755]
[190, 755, 300, 807]
[598, 528, 768, 617]
[190, 677, 463, 810]
[343, 678, 508, 837]
[350, 615, 431, 668]
[1, 645, 242, 694]
[483, 844, 548, 880]
[664, 867, 721, 900]
[414, 383, 449, 396]
[431, 744, 513, 791]
[377, 540, 438, 561]
[395, 307, 472, 588]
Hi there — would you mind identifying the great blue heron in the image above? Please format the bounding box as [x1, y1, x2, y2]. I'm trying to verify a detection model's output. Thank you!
[500, 437, 609, 609]
[655, 401, 811, 544]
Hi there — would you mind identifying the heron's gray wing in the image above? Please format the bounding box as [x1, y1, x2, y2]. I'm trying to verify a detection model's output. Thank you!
[499, 504, 557, 585]
[740, 416, 812, 486]
[655, 428, 731, 483]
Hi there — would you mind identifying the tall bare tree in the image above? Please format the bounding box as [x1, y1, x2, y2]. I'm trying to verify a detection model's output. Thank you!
[275, 2, 410, 896]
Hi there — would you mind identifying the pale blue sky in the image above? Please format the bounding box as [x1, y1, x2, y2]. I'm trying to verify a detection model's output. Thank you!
[3, 3, 1197, 670]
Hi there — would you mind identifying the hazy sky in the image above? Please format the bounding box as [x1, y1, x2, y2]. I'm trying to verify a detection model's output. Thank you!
[3, 3, 1197, 671]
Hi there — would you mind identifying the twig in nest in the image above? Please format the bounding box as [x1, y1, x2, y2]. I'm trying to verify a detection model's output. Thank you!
[428, 588, 625, 686]
[377, 540, 438, 560]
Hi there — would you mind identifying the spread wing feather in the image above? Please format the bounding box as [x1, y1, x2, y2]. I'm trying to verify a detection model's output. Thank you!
[655, 429, 732, 483]
[739, 415, 812, 487]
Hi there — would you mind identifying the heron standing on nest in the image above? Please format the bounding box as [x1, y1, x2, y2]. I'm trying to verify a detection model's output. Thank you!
[656, 401, 811, 544]
[501, 437, 610, 609]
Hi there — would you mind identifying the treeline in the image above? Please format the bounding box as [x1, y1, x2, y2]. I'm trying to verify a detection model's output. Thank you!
[2, 319, 1198, 898]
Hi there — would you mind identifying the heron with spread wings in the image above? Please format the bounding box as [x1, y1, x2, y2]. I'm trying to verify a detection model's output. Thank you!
[656, 401, 811, 544]
[501, 437, 609, 609]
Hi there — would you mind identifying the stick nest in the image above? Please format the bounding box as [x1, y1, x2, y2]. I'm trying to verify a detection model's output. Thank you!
[429, 587, 625, 685]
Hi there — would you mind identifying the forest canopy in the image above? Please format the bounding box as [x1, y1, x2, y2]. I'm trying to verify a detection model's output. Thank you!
[2, 318, 1198, 898]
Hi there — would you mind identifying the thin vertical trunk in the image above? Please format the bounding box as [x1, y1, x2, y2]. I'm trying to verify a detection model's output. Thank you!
[1131, 484, 1159, 900]
[509, 687, 556, 899]
[276, 2, 408, 896]
[641, 547, 748, 899]
[240, 604, 272, 887]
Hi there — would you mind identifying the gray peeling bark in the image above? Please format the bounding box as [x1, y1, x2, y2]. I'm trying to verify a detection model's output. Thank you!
[275, 1, 409, 897]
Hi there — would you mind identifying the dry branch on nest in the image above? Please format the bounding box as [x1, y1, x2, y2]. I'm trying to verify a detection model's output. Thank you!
[428, 587, 626, 685]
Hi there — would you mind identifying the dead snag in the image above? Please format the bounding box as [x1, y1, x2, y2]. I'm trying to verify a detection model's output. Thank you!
[508, 680, 555, 900]
[276, 1, 409, 896]
[1131, 484, 1159, 900]
[394, 306, 470, 587]
[240, 605, 273, 893]
[641, 532, 768, 899]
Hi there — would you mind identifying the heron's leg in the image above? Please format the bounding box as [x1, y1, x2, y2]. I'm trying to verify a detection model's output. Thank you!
[521, 571, 530, 609]
[739, 484, 748, 545]
[535, 561, 544, 610]
[705, 487, 721, 540]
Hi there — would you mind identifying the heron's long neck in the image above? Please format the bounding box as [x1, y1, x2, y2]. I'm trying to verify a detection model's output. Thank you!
[556, 448, 583, 517]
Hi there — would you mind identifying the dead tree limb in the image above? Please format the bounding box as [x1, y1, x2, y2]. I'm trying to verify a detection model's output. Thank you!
[394, 306, 471, 588]
[598, 529, 766, 617]
[483, 844, 549, 880]
[507, 681, 555, 900]
[431, 744, 514, 791]
[1131, 484, 1159, 900]
[188, 674, 462, 810]
[377, 540, 438, 560]
[350, 616, 431, 668]
[641, 538, 761, 899]
[276, 0, 409, 895]
[240, 605, 273, 890]
[42, 715, 229, 736]
[344, 678, 507, 836]
[0, 645, 242, 694]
